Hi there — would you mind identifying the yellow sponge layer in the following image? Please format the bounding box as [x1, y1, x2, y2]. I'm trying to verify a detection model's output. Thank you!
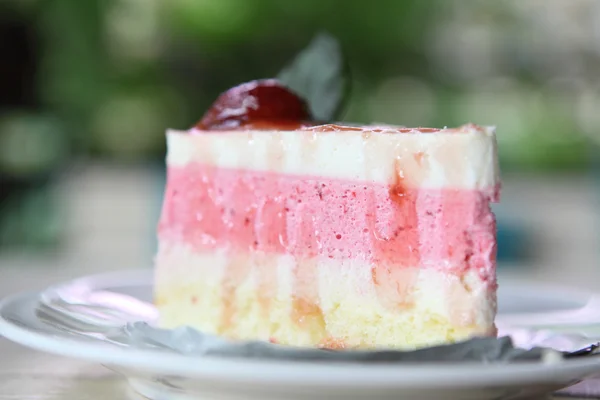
[154, 245, 496, 349]
[155, 280, 494, 350]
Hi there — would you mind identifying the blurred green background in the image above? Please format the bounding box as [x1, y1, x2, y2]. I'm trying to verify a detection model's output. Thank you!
[0, 0, 597, 269]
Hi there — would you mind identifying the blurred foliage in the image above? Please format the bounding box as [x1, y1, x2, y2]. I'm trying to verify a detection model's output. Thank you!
[1, 0, 596, 171]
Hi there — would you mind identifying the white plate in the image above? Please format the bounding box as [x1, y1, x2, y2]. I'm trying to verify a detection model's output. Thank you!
[2, 270, 600, 400]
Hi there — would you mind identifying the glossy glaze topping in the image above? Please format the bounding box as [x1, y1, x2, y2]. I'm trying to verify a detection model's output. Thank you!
[300, 124, 443, 133]
[192, 79, 479, 133]
[194, 79, 312, 131]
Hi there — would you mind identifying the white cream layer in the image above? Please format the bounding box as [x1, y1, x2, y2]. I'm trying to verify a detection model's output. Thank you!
[166, 124, 499, 190]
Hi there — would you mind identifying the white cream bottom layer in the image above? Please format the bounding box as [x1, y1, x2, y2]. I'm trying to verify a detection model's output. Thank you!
[154, 243, 497, 349]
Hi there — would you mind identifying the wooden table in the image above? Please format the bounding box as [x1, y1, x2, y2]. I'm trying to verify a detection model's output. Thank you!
[0, 339, 130, 399]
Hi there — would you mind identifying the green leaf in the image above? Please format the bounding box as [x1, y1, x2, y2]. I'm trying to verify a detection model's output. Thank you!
[277, 32, 349, 122]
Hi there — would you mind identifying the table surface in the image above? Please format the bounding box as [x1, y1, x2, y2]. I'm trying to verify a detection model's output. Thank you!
[1, 165, 598, 399]
[0, 339, 128, 399]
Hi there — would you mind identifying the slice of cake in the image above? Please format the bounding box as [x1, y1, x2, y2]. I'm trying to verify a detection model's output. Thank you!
[154, 80, 500, 350]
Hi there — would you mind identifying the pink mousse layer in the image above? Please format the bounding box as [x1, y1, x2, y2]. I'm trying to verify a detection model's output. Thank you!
[158, 163, 498, 280]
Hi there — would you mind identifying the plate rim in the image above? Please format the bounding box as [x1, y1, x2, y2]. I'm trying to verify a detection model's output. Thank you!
[496, 276, 600, 327]
[2, 270, 600, 388]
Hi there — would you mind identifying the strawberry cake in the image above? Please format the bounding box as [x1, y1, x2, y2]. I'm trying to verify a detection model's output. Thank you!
[154, 80, 500, 350]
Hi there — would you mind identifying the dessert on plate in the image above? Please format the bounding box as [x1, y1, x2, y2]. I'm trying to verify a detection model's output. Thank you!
[153, 77, 500, 350]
